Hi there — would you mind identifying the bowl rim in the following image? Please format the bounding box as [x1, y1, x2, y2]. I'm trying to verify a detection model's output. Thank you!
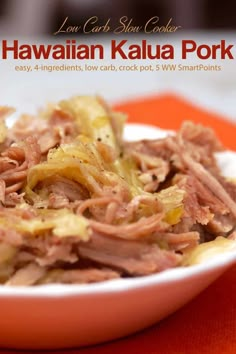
[0, 250, 234, 297]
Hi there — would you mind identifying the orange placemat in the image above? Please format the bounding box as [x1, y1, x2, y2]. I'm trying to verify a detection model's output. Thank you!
[1, 94, 236, 354]
[114, 93, 236, 150]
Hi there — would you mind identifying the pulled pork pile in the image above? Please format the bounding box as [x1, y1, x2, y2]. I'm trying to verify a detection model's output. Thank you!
[0, 97, 235, 286]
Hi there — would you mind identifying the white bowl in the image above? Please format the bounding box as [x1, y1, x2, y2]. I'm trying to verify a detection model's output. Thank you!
[0, 124, 235, 350]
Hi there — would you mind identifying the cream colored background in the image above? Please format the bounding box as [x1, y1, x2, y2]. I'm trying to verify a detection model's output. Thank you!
[1, 33, 236, 123]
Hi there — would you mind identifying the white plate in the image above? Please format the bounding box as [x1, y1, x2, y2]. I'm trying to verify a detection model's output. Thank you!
[0, 124, 235, 350]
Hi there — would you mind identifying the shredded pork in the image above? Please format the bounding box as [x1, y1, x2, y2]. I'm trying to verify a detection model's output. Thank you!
[0, 97, 235, 285]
